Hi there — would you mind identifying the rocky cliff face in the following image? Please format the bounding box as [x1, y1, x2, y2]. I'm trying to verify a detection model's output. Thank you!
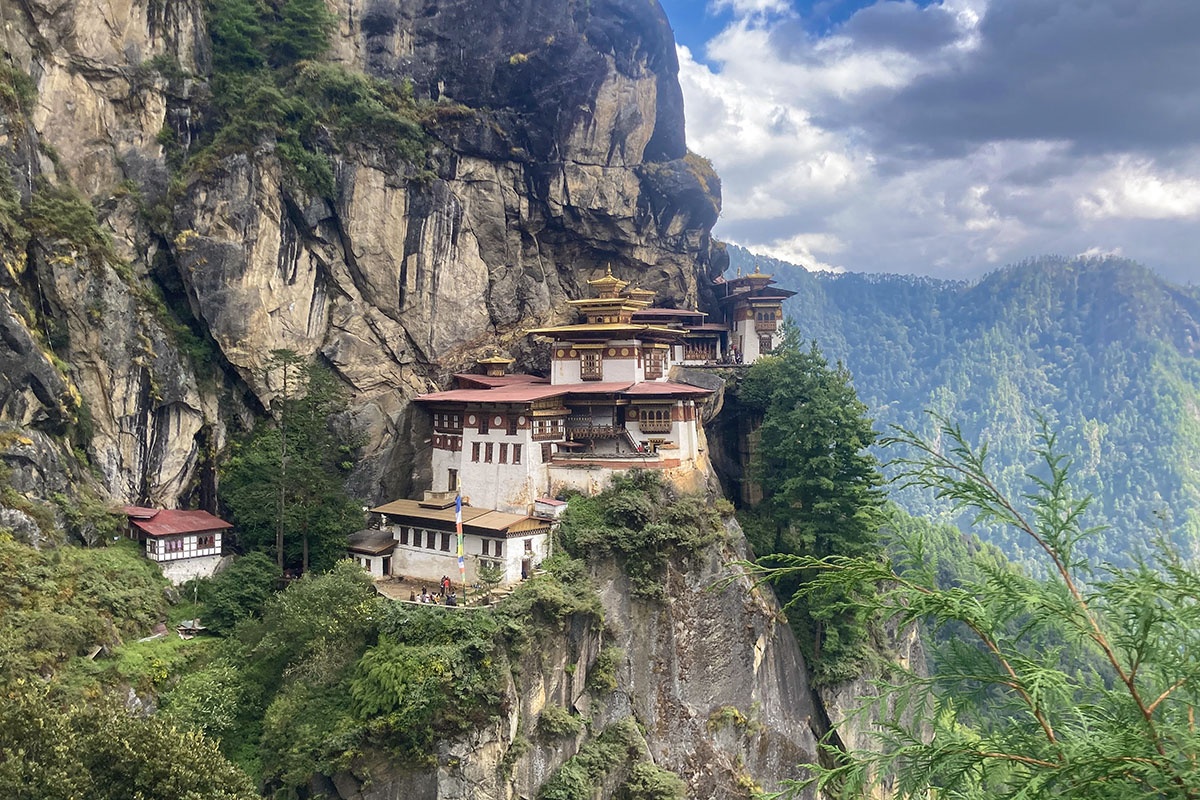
[321, 519, 820, 800]
[0, 0, 724, 518]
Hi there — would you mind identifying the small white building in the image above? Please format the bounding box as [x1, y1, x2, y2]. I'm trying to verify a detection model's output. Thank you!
[347, 530, 397, 577]
[370, 495, 552, 587]
[123, 507, 230, 584]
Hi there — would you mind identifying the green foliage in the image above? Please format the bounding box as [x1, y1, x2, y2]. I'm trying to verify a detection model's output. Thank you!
[620, 761, 688, 800]
[348, 603, 506, 762]
[266, 0, 336, 65]
[195, 0, 428, 196]
[187, 551, 281, 634]
[537, 718, 645, 800]
[0, 681, 257, 799]
[558, 470, 724, 599]
[220, 352, 364, 572]
[0, 60, 36, 115]
[51, 490, 122, 546]
[0, 537, 168, 681]
[586, 645, 622, 694]
[537, 703, 583, 739]
[493, 553, 606, 637]
[751, 418, 1200, 800]
[729, 247, 1200, 569]
[738, 332, 887, 685]
[26, 178, 116, 264]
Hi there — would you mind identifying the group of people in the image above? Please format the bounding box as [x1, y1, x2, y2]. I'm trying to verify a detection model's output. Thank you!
[409, 575, 459, 606]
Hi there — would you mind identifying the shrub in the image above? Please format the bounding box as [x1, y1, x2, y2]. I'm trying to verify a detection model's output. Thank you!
[558, 470, 723, 599]
[537, 703, 582, 739]
[189, 551, 281, 634]
[537, 718, 644, 800]
[620, 761, 687, 800]
[586, 646, 622, 694]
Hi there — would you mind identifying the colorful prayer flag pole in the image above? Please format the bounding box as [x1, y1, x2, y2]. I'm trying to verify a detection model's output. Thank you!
[456, 477, 466, 601]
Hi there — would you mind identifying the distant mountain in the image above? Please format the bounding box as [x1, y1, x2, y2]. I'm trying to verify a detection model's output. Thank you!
[727, 246, 1200, 567]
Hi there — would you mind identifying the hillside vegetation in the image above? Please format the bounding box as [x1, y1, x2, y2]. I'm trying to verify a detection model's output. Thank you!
[728, 246, 1200, 568]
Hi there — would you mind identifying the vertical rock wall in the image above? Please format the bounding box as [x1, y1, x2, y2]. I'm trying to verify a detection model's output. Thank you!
[0, 0, 725, 513]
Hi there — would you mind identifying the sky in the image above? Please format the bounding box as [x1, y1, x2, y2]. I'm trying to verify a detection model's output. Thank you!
[658, 0, 1200, 283]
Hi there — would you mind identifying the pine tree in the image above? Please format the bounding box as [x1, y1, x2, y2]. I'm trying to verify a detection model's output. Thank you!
[739, 328, 886, 683]
[221, 353, 363, 573]
[745, 416, 1200, 799]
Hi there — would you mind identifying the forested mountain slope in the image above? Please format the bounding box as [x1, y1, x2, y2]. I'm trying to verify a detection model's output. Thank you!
[728, 246, 1200, 567]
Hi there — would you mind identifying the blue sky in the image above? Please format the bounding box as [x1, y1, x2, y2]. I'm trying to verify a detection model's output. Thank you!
[656, 0, 1200, 283]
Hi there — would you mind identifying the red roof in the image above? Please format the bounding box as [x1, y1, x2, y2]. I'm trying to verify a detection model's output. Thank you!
[622, 381, 713, 397]
[564, 382, 636, 395]
[453, 373, 549, 389]
[416, 384, 567, 403]
[127, 509, 233, 537]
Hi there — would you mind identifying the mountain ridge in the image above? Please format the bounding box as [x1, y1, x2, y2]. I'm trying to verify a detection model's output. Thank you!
[727, 245, 1200, 567]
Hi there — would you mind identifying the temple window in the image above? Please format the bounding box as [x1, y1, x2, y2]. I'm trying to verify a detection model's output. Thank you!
[644, 349, 664, 379]
[485, 442, 494, 462]
[472, 442, 481, 462]
[638, 406, 672, 433]
[513, 444, 522, 464]
[507, 416, 518, 435]
[499, 443, 508, 463]
[441, 533, 452, 552]
[580, 350, 602, 380]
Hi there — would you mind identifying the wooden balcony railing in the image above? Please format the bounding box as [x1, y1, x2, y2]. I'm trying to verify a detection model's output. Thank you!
[638, 420, 672, 434]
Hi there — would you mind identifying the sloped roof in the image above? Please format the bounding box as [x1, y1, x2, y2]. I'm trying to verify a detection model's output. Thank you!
[453, 373, 549, 389]
[347, 529, 397, 555]
[415, 383, 567, 403]
[369, 498, 548, 536]
[622, 381, 713, 397]
[127, 509, 232, 537]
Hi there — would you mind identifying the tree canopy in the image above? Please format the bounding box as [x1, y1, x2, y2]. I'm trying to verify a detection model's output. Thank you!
[220, 351, 364, 573]
[727, 246, 1200, 571]
[746, 417, 1200, 799]
[738, 331, 887, 684]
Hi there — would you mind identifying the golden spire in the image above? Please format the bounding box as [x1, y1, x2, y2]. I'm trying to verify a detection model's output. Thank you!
[736, 265, 741, 277]
[753, 260, 762, 275]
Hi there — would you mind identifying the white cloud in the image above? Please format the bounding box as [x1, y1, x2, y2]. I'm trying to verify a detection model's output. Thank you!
[709, 0, 792, 17]
[677, 0, 1200, 283]
[1077, 159, 1200, 221]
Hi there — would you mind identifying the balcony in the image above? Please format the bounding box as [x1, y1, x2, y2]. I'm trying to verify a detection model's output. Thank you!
[532, 429, 563, 441]
[638, 419, 672, 434]
[755, 319, 778, 333]
[566, 420, 621, 439]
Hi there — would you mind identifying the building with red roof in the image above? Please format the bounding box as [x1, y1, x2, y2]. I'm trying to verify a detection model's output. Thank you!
[411, 267, 722, 514]
[122, 507, 230, 584]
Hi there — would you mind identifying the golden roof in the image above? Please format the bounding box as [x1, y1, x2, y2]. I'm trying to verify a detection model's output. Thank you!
[526, 322, 684, 336]
[624, 286, 656, 302]
[587, 264, 629, 296]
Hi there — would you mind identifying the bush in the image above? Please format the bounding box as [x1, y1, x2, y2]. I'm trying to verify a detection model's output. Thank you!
[0, 681, 257, 799]
[586, 646, 622, 694]
[538, 718, 645, 800]
[620, 761, 687, 800]
[0, 537, 168, 681]
[558, 471, 723, 599]
[537, 703, 582, 739]
[189, 552, 281, 634]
